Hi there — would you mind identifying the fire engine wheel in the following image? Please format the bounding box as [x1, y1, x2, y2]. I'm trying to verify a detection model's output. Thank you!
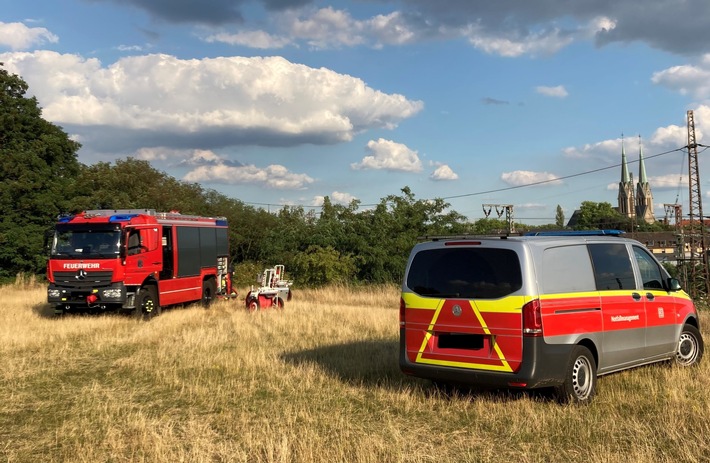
[201, 279, 217, 308]
[675, 324, 704, 366]
[556, 345, 596, 404]
[135, 286, 161, 320]
[273, 296, 284, 309]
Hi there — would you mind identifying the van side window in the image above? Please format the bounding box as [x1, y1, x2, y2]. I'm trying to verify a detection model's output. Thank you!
[588, 243, 636, 290]
[406, 248, 522, 299]
[542, 245, 596, 293]
[632, 245, 665, 290]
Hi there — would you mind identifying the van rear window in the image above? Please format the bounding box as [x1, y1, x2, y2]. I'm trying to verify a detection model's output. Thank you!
[406, 248, 522, 299]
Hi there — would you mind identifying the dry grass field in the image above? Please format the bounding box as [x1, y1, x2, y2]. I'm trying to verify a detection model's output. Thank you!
[2, 280, 710, 463]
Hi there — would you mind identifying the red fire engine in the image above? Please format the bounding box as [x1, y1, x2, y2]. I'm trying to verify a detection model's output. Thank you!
[46, 209, 235, 318]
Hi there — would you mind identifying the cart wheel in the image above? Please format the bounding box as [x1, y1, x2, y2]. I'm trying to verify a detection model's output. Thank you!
[247, 296, 259, 312]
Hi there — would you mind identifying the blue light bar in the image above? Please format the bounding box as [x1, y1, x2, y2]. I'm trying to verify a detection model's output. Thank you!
[109, 214, 140, 222]
[525, 229, 626, 237]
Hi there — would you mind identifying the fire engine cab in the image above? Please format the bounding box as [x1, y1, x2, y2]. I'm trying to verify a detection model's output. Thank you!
[46, 209, 234, 318]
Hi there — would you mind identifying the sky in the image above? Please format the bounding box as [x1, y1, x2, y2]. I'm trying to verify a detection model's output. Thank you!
[3, 0, 710, 225]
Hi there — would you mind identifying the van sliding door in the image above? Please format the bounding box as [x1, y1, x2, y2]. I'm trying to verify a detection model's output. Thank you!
[588, 243, 646, 370]
[631, 245, 677, 358]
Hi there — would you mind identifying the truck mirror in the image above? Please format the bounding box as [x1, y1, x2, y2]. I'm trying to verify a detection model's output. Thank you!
[43, 229, 55, 254]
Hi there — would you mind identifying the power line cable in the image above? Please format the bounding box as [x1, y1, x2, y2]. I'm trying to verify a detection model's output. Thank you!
[239, 145, 692, 209]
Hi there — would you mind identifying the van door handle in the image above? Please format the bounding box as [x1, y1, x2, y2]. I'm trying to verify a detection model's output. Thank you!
[632, 292, 642, 301]
[646, 293, 655, 301]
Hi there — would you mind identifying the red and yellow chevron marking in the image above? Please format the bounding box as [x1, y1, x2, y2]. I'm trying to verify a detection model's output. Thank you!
[402, 293, 528, 373]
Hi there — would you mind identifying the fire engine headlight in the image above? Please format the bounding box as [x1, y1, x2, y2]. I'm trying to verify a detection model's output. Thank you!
[48, 289, 61, 298]
[101, 288, 123, 299]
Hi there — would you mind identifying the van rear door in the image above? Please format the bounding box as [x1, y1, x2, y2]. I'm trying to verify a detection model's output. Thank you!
[402, 242, 527, 373]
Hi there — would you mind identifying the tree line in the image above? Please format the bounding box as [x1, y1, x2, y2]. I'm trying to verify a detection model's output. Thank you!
[0, 65, 672, 285]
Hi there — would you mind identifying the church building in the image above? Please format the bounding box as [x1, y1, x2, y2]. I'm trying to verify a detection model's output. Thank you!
[618, 136, 656, 224]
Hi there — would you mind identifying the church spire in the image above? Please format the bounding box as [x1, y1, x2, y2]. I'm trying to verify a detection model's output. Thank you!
[638, 135, 648, 185]
[621, 134, 630, 183]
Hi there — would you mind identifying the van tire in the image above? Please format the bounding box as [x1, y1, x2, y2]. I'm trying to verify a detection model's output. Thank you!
[556, 345, 596, 404]
[675, 324, 704, 366]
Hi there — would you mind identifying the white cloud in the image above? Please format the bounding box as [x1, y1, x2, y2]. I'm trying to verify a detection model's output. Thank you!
[134, 147, 180, 161]
[367, 11, 417, 47]
[285, 7, 366, 49]
[116, 44, 145, 52]
[184, 163, 313, 189]
[563, 138, 624, 159]
[0, 22, 57, 50]
[648, 174, 689, 189]
[501, 170, 562, 186]
[206, 8, 417, 51]
[463, 25, 575, 57]
[312, 191, 358, 206]
[536, 85, 568, 98]
[351, 138, 423, 172]
[430, 164, 459, 181]
[203, 30, 291, 49]
[331, 191, 357, 204]
[0, 51, 423, 151]
[651, 60, 710, 99]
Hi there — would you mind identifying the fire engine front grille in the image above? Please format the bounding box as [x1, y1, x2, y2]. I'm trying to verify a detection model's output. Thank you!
[53, 271, 114, 289]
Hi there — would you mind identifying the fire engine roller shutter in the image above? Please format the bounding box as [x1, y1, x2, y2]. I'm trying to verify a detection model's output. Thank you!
[176, 227, 201, 277]
[176, 226, 226, 277]
[216, 228, 228, 256]
[199, 227, 217, 267]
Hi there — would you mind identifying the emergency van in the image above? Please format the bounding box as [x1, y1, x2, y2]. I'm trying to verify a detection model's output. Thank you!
[399, 231, 704, 403]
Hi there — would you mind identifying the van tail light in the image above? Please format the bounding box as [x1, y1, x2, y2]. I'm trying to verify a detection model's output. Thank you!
[522, 299, 542, 337]
[399, 297, 406, 326]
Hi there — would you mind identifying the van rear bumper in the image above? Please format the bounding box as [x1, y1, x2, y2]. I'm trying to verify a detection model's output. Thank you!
[399, 332, 573, 389]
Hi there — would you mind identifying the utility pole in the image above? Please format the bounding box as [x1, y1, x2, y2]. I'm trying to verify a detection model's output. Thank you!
[685, 110, 710, 298]
[664, 203, 685, 279]
[482, 203, 515, 234]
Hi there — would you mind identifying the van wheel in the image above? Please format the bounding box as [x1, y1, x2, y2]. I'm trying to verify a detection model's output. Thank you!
[675, 324, 704, 366]
[556, 345, 596, 404]
[134, 286, 160, 320]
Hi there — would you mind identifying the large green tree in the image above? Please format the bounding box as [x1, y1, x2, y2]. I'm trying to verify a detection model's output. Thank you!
[0, 65, 81, 279]
[573, 201, 628, 230]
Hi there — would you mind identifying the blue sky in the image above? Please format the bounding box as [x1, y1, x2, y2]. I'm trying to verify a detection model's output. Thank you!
[3, 0, 710, 224]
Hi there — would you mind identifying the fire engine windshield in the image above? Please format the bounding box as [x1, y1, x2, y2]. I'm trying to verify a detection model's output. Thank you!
[51, 225, 121, 258]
